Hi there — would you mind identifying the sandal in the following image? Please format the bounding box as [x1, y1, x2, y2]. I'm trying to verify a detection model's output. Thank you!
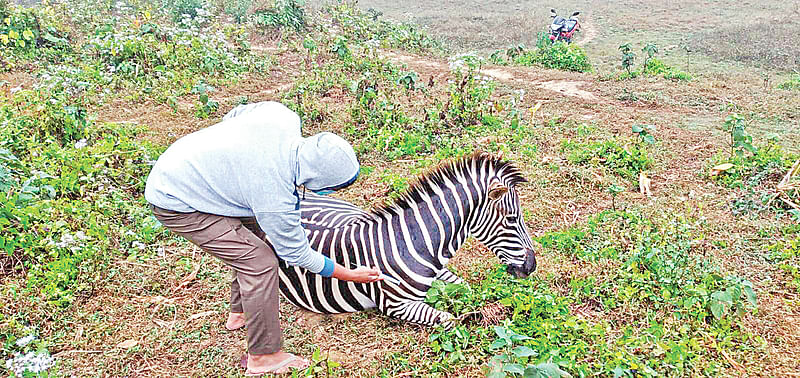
[241, 353, 310, 376]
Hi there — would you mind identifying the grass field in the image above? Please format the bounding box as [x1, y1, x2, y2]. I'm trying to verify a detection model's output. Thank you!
[1, 0, 800, 377]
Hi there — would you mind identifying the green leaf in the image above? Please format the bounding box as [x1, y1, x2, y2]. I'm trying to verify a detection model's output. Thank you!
[488, 372, 507, 378]
[524, 363, 572, 378]
[311, 348, 322, 362]
[512, 346, 537, 357]
[510, 334, 532, 342]
[743, 286, 757, 306]
[644, 134, 655, 144]
[442, 341, 455, 352]
[631, 124, 644, 133]
[494, 326, 509, 339]
[503, 363, 525, 375]
[712, 290, 733, 304]
[710, 299, 725, 319]
[302, 37, 316, 51]
[490, 338, 507, 350]
[0, 148, 19, 165]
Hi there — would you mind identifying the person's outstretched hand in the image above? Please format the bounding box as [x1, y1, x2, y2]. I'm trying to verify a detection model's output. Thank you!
[332, 264, 383, 283]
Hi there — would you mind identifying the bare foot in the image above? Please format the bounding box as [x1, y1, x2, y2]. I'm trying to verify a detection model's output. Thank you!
[246, 351, 310, 375]
[225, 312, 245, 331]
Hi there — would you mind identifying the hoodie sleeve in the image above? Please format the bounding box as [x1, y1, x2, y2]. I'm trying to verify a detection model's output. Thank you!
[254, 210, 334, 277]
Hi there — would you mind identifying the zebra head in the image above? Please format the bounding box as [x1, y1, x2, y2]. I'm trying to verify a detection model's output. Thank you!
[470, 156, 536, 278]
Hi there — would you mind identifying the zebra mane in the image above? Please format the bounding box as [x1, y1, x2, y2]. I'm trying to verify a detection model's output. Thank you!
[371, 151, 526, 216]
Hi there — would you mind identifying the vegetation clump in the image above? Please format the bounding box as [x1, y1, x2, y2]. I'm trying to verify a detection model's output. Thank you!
[777, 75, 800, 90]
[709, 113, 796, 216]
[563, 138, 652, 181]
[490, 35, 592, 73]
[423, 210, 760, 376]
[323, 1, 443, 54]
[617, 42, 691, 80]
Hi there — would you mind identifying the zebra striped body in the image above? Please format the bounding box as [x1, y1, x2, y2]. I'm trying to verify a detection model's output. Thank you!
[277, 153, 536, 326]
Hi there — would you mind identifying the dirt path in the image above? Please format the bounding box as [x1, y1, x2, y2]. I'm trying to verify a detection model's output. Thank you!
[382, 51, 603, 102]
[578, 16, 598, 45]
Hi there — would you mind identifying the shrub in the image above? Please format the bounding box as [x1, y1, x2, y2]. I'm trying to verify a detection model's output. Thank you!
[0, 4, 70, 71]
[82, 12, 257, 102]
[642, 57, 692, 81]
[160, 0, 209, 22]
[253, 0, 306, 32]
[1, 90, 163, 306]
[709, 141, 795, 215]
[325, 1, 442, 54]
[564, 138, 652, 181]
[618, 43, 635, 75]
[778, 75, 800, 90]
[515, 41, 592, 73]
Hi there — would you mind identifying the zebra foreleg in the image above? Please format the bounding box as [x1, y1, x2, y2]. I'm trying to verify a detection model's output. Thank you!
[383, 300, 455, 329]
[435, 268, 466, 285]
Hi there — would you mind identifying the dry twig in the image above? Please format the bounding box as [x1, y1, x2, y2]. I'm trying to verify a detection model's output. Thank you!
[777, 159, 800, 210]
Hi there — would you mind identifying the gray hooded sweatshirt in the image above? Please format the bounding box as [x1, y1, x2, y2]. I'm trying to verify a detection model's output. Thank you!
[144, 101, 359, 276]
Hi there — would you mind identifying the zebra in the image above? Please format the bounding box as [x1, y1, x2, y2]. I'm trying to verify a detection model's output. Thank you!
[277, 152, 537, 327]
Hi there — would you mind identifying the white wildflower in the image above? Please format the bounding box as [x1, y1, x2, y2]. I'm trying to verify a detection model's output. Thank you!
[74, 139, 88, 149]
[132, 241, 146, 250]
[5, 351, 54, 376]
[15, 335, 35, 347]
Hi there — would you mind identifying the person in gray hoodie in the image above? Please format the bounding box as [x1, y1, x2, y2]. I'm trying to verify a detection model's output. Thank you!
[145, 101, 381, 375]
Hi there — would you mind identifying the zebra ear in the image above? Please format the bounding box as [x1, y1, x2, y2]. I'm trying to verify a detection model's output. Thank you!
[488, 184, 508, 201]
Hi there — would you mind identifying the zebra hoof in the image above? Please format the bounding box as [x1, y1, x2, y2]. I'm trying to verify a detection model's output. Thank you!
[434, 312, 455, 329]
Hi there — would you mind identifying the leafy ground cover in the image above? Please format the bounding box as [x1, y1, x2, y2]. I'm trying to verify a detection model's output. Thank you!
[2, 0, 800, 377]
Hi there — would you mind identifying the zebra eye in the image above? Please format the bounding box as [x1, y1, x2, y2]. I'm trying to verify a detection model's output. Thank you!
[506, 215, 518, 223]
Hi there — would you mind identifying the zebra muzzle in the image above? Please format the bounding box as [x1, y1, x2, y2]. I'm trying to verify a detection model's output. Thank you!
[507, 249, 536, 278]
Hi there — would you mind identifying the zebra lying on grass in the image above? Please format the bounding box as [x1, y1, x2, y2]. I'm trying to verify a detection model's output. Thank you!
[277, 152, 537, 327]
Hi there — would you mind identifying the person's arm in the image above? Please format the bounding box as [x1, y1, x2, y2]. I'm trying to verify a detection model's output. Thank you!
[255, 211, 382, 283]
[332, 263, 382, 283]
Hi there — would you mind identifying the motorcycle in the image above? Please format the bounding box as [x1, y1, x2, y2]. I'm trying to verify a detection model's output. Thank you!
[548, 9, 580, 43]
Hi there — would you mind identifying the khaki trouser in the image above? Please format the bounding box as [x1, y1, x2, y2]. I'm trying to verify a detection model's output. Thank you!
[150, 205, 281, 355]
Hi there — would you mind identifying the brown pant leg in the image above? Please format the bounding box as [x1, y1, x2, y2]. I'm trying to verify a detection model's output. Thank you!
[151, 205, 282, 355]
[230, 269, 243, 314]
[231, 217, 268, 314]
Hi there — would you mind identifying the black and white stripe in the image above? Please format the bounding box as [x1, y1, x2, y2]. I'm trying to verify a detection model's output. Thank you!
[277, 152, 537, 326]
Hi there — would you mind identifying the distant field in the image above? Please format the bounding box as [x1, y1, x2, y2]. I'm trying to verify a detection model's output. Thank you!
[310, 0, 800, 74]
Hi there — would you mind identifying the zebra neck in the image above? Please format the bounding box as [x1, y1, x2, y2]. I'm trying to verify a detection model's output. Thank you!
[377, 173, 481, 272]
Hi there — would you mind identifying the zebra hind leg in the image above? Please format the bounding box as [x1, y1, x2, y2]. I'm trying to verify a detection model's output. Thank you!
[384, 300, 455, 329]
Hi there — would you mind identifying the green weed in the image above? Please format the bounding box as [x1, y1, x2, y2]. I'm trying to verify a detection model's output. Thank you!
[254, 0, 306, 33]
[616, 43, 690, 81]
[563, 138, 652, 181]
[1, 90, 163, 306]
[514, 40, 592, 73]
[619, 43, 635, 75]
[777, 75, 800, 90]
[0, 3, 70, 71]
[767, 238, 800, 292]
[709, 118, 795, 216]
[642, 57, 692, 81]
[324, 1, 442, 54]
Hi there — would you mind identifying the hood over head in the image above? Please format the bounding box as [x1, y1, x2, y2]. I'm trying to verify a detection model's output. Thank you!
[296, 132, 360, 191]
